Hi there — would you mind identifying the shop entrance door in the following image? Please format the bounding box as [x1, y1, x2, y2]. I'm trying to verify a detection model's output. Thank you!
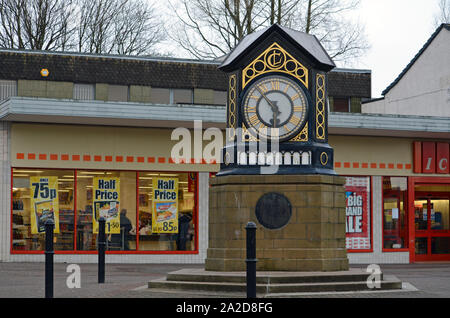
[414, 185, 450, 261]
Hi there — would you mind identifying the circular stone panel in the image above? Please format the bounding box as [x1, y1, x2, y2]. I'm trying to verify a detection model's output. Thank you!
[255, 192, 292, 229]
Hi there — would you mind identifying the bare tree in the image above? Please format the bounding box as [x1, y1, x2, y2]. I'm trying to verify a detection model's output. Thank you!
[0, 0, 164, 55]
[287, 0, 369, 64]
[435, 0, 450, 26]
[169, 0, 369, 65]
[0, 0, 76, 50]
[76, 0, 164, 55]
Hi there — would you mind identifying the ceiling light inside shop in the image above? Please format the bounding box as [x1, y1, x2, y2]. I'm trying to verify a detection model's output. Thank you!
[78, 172, 112, 175]
[13, 174, 29, 177]
[14, 170, 44, 173]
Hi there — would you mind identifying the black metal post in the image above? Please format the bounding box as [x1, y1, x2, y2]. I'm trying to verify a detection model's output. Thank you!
[246, 222, 257, 298]
[44, 219, 54, 298]
[98, 217, 106, 284]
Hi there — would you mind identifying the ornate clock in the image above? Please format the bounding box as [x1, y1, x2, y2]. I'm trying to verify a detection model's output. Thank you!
[217, 24, 336, 176]
[242, 75, 308, 142]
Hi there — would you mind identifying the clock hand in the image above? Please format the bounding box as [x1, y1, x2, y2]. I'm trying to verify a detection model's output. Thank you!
[256, 86, 282, 128]
[256, 86, 278, 112]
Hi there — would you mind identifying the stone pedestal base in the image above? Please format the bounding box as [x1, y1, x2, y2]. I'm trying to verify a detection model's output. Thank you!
[205, 174, 349, 272]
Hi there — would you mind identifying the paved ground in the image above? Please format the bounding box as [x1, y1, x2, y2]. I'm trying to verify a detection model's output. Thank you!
[0, 262, 450, 298]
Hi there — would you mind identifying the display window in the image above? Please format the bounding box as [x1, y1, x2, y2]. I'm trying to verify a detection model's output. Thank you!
[343, 176, 372, 252]
[137, 172, 196, 252]
[11, 168, 198, 254]
[76, 170, 136, 251]
[382, 177, 409, 250]
[412, 179, 450, 261]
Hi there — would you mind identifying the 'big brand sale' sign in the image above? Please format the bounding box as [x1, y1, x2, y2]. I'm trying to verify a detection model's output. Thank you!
[344, 177, 371, 251]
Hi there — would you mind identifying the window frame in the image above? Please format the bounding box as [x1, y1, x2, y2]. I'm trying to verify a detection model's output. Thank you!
[381, 176, 410, 253]
[331, 96, 350, 113]
[10, 167, 199, 255]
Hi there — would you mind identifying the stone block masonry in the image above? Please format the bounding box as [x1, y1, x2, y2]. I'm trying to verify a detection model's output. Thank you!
[205, 174, 349, 272]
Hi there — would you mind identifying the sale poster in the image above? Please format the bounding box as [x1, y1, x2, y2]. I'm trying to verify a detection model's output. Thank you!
[30, 176, 60, 234]
[344, 177, 371, 250]
[93, 177, 120, 234]
[152, 177, 178, 233]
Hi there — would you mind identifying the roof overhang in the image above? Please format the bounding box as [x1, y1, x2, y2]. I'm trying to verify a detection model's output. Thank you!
[1, 97, 449, 139]
[0, 97, 227, 129]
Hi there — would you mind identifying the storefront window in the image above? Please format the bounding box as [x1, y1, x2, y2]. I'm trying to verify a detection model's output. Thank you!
[12, 168, 198, 254]
[383, 177, 408, 249]
[344, 176, 371, 251]
[76, 171, 136, 251]
[12, 169, 75, 251]
[138, 172, 196, 251]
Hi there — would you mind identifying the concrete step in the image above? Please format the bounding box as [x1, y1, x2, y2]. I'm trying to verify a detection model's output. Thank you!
[166, 268, 379, 284]
[148, 274, 403, 294]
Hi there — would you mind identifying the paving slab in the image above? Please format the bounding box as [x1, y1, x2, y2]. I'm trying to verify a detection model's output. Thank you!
[0, 262, 449, 298]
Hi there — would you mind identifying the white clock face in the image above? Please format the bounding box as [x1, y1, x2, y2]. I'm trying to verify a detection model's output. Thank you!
[242, 75, 308, 141]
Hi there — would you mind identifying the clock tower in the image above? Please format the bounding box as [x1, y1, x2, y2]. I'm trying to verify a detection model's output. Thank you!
[218, 24, 336, 176]
[206, 24, 349, 272]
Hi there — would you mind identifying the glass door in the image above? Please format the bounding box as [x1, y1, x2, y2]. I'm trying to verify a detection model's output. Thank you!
[414, 185, 450, 261]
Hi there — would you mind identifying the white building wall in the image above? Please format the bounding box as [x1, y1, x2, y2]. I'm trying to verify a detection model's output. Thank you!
[348, 176, 409, 264]
[362, 28, 450, 117]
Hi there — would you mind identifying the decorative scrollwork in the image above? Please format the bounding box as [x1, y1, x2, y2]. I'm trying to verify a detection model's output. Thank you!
[242, 42, 308, 89]
[228, 74, 237, 141]
[316, 73, 325, 140]
[289, 123, 308, 142]
[241, 124, 259, 142]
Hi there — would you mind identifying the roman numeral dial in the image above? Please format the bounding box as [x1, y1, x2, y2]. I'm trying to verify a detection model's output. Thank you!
[242, 75, 309, 142]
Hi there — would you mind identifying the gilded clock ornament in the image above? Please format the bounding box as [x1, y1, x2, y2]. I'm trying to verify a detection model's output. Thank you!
[242, 75, 308, 142]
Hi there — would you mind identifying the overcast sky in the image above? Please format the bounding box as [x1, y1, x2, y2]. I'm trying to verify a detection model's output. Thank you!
[158, 0, 442, 98]
[350, 0, 441, 97]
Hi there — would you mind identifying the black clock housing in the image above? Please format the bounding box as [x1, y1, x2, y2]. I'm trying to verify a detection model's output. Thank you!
[218, 24, 336, 176]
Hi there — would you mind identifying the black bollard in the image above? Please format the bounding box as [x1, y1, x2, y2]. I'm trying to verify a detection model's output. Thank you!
[44, 218, 54, 298]
[246, 222, 257, 298]
[98, 217, 106, 284]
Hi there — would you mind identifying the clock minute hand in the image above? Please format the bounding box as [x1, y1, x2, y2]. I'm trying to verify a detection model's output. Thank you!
[256, 86, 277, 112]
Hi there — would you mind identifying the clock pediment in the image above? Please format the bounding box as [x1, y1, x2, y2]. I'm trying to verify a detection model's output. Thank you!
[219, 24, 335, 73]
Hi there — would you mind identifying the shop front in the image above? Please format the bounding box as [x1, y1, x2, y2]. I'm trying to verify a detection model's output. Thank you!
[1, 102, 449, 264]
[4, 118, 219, 264]
[330, 127, 450, 264]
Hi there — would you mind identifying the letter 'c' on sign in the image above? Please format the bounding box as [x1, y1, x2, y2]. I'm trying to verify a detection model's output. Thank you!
[437, 142, 450, 174]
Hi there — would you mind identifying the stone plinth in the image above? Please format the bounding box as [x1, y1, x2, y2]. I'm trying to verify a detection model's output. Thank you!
[205, 174, 349, 272]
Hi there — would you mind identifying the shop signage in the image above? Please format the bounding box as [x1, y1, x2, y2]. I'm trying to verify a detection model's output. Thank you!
[93, 177, 120, 234]
[188, 173, 196, 192]
[30, 176, 60, 234]
[344, 177, 371, 250]
[413, 141, 450, 174]
[152, 177, 179, 233]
